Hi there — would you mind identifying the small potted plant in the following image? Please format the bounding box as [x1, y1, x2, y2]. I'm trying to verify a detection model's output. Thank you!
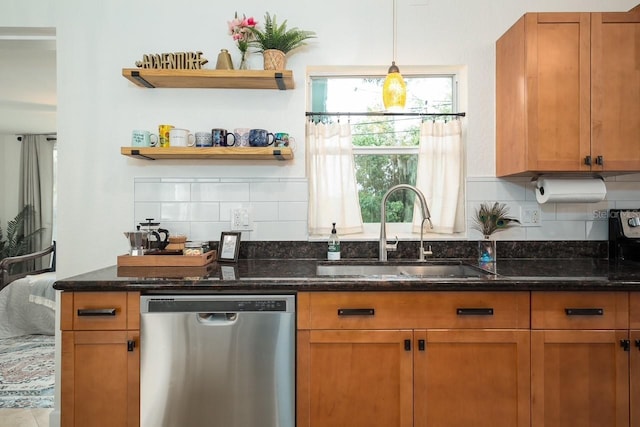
[248, 12, 316, 70]
[471, 202, 520, 264]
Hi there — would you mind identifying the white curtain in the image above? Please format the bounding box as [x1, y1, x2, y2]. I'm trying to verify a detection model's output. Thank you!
[413, 119, 465, 234]
[307, 121, 363, 236]
[19, 135, 54, 264]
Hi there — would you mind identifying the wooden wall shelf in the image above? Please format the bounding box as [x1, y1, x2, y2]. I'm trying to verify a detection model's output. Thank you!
[121, 146, 294, 161]
[122, 68, 294, 90]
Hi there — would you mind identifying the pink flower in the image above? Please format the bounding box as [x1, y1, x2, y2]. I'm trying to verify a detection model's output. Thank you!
[228, 12, 257, 53]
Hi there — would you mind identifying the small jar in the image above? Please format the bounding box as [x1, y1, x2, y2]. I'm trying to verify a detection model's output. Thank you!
[183, 241, 203, 256]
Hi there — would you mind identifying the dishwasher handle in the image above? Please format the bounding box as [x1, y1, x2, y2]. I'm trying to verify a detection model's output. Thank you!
[196, 312, 238, 324]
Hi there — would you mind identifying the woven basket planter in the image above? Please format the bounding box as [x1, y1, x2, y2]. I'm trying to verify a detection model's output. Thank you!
[263, 49, 287, 70]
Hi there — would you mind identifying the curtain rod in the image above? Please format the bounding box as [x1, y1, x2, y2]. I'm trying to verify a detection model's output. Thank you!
[305, 112, 466, 117]
[16, 133, 57, 142]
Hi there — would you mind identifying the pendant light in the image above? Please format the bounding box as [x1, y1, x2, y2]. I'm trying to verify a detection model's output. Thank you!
[382, 0, 406, 111]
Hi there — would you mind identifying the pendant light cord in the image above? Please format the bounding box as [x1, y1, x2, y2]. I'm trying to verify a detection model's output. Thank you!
[392, 0, 397, 63]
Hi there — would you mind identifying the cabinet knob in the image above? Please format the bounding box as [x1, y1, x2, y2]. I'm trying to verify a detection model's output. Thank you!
[584, 156, 592, 166]
[127, 340, 136, 352]
[595, 155, 604, 166]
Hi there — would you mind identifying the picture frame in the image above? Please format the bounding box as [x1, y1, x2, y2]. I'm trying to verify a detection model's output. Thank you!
[218, 232, 241, 262]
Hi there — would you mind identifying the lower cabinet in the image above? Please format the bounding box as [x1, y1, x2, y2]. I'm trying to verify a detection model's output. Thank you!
[531, 292, 630, 427]
[297, 291, 531, 427]
[631, 293, 640, 427]
[60, 292, 140, 427]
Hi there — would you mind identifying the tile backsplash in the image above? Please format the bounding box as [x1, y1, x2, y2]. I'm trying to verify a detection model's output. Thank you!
[134, 174, 640, 242]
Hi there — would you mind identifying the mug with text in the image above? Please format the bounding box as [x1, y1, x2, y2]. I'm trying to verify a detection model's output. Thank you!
[132, 130, 158, 147]
[249, 129, 275, 147]
[169, 128, 196, 147]
[212, 128, 236, 147]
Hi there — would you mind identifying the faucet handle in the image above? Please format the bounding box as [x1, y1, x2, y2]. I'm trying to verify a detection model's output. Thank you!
[423, 245, 433, 257]
[386, 236, 399, 252]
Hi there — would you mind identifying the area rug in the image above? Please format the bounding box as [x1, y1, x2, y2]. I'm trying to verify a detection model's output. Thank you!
[0, 334, 54, 408]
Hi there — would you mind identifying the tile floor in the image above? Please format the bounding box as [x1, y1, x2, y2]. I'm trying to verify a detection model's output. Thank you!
[0, 409, 51, 427]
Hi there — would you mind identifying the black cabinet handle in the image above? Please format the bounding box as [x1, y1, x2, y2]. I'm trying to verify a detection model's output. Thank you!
[621, 340, 631, 352]
[596, 155, 604, 166]
[77, 308, 117, 316]
[418, 339, 425, 351]
[635, 340, 640, 350]
[127, 340, 136, 352]
[584, 155, 592, 166]
[337, 308, 375, 316]
[564, 308, 603, 316]
[404, 339, 411, 351]
[456, 308, 494, 316]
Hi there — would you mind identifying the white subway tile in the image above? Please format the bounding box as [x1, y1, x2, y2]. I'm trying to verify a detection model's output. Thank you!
[190, 202, 220, 221]
[161, 203, 191, 221]
[586, 221, 608, 240]
[279, 201, 308, 221]
[252, 221, 308, 240]
[251, 202, 279, 221]
[525, 221, 586, 240]
[135, 182, 191, 202]
[191, 182, 250, 201]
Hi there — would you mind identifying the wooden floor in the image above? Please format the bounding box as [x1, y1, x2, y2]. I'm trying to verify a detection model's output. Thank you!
[0, 409, 51, 426]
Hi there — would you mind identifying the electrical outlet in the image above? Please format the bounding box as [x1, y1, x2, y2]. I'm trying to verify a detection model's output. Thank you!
[231, 208, 251, 231]
[519, 204, 541, 227]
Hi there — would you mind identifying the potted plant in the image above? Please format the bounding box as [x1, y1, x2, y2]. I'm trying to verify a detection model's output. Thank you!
[0, 204, 42, 261]
[249, 12, 316, 70]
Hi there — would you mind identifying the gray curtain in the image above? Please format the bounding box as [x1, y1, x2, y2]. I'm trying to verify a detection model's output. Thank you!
[19, 135, 54, 268]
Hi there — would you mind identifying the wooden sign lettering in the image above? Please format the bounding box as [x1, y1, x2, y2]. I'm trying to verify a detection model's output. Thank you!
[135, 51, 209, 70]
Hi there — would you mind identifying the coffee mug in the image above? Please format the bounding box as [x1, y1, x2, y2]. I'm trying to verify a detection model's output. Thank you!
[195, 132, 213, 147]
[158, 124, 174, 147]
[274, 132, 295, 149]
[212, 128, 236, 147]
[169, 128, 195, 147]
[249, 129, 275, 147]
[234, 128, 251, 147]
[132, 130, 158, 147]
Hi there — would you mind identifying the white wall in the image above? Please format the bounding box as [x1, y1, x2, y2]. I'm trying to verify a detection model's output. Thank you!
[6, 0, 640, 278]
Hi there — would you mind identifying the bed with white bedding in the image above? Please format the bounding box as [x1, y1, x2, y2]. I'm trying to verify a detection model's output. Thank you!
[0, 244, 56, 338]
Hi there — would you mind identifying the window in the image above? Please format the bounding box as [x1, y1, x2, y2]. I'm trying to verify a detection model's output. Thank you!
[308, 68, 464, 238]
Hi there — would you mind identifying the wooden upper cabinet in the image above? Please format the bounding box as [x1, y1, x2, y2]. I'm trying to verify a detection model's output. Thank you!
[497, 13, 591, 176]
[591, 11, 640, 172]
[496, 10, 640, 176]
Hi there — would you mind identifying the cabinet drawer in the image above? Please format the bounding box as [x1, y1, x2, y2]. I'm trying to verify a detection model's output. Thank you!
[631, 292, 640, 329]
[61, 292, 137, 331]
[531, 292, 628, 330]
[302, 291, 530, 330]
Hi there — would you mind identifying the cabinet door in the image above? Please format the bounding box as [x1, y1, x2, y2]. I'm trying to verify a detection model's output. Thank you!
[591, 12, 640, 172]
[531, 330, 629, 427]
[61, 330, 140, 427]
[530, 13, 592, 172]
[632, 330, 640, 427]
[413, 330, 530, 427]
[297, 329, 413, 427]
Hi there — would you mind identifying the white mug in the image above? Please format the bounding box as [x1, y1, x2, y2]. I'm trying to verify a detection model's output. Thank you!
[169, 128, 195, 147]
[234, 128, 251, 147]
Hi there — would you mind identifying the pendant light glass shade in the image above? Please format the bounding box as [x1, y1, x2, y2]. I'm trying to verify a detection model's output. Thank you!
[383, 61, 406, 111]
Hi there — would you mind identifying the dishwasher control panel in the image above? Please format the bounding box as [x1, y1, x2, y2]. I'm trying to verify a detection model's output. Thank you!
[141, 295, 295, 313]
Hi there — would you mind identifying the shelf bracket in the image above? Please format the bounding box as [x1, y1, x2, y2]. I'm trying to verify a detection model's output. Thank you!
[274, 72, 285, 90]
[130, 71, 155, 88]
[130, 149, 156, 160]
[273, 149, 285, 160]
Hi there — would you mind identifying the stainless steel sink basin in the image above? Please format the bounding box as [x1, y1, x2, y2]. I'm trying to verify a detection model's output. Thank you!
[316, 262, 493, 278]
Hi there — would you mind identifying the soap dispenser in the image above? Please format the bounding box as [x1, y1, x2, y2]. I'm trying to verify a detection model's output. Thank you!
[328, 223, 341, 260]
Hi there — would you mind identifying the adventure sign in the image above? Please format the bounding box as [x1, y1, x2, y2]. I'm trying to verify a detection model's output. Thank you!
[135, 51, 209, 70]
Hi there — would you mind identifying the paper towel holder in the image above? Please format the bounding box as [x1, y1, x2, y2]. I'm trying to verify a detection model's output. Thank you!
[533, 175, 607, 204]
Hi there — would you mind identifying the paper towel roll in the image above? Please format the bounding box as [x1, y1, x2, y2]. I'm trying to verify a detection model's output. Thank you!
[535, 178, 606, 204]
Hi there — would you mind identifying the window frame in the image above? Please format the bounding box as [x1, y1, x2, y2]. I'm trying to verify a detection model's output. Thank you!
[306, 65, 467, 241]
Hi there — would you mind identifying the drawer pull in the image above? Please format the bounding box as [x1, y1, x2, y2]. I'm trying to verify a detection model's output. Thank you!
[635, 340, 640, 350]
[77, 308, 117, 317]
[456, 308, 494, 316]
[564, 308, 603, 316]
[337, 308, 375, 316]
[418, 339, 426, 351]
[404, 339, 411, 351]
[127, 340, 136, 352]
[621, 340, 631, 352]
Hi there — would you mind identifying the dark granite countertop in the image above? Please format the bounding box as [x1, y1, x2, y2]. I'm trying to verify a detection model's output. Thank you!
[53, 257, 640, 292]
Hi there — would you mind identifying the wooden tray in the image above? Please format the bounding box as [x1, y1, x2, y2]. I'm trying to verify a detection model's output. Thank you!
[117, 250, 216, 267]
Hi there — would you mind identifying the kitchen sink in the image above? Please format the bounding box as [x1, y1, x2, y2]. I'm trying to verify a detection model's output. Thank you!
[316, 261, 494, 278]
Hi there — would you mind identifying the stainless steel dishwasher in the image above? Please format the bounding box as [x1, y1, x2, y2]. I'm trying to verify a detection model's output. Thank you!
[140, 294, 295, 427]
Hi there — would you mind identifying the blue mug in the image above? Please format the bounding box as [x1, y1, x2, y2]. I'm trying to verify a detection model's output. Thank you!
[249, 129, 275, 147]
[211, 128, 236, 147]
